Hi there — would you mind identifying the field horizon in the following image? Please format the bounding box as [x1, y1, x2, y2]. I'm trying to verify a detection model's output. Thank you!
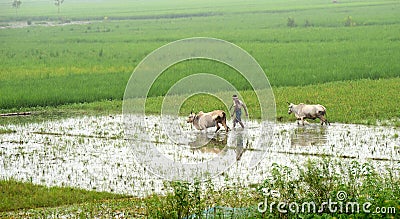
[1, 0, 399, 123]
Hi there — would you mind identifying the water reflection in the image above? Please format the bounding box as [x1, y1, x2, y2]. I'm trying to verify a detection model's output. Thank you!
[291, 125, 327, 147]
[230, 130, 245, 161]
[189, 132, 227, 154]
[187, 130, 248, 161]
[1, 115, 399, 196]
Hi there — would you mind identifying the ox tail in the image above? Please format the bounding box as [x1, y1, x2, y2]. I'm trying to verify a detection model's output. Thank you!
[221, 111, 226, 120]
[215, 111, 226, 120]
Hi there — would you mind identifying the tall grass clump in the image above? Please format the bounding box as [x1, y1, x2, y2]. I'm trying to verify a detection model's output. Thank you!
[257, 159, 400, 218]
[141, 158, 399, 218]
[144, 178, 257, 218]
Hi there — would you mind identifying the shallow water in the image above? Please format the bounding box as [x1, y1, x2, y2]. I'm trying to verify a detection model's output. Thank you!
[1, 115, 399, 196]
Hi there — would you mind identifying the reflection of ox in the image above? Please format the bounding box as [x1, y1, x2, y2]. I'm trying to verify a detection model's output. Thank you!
[291, 126, 327, 147]
[189, 132, 227, 154]
[288, 103, 329, 126]
[187, 110, 230, 132]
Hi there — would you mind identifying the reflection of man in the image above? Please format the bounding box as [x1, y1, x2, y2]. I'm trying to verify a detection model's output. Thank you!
[235, 131, 244, 161]
[229, 94, 248, 128]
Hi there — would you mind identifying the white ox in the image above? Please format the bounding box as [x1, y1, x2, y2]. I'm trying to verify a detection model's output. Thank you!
[187, 110, 230, 132]
[287, 102, 329, 126]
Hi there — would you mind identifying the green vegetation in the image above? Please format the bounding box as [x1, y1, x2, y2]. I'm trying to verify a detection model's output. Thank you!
[2, 78, 399, 126]
[255, 159, 400, 218]
[1, 159, 399, 218]
[0, 179, 130, 212]
[274, 78, 400, 125]
[1, 0, 399, 112]
[174, 77, 400, 125]
[0, 127, 16, 134]
[1, 0, 399, 217]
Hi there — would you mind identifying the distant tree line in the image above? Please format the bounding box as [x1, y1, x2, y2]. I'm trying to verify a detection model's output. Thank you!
[54, 0, 65, 14]
[11, 0, 66, 16]
[12, 0, 22, 16]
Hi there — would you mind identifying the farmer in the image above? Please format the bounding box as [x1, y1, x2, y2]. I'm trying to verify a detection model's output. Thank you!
[229, 94, 248, 128]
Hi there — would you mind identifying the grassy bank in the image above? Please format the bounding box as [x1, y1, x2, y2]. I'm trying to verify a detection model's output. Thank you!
[0, 179, 130, 212]
[1, 78, 399, 126]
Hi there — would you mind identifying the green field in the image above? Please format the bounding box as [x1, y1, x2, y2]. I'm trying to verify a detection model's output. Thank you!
[1, 0, 399, 123]
[0, 179, 130, 212]
[1, 0, 400, 217]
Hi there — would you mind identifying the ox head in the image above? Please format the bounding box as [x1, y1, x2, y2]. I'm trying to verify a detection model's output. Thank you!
[187, 111, 196, 123]
[287, 102, 295, 114]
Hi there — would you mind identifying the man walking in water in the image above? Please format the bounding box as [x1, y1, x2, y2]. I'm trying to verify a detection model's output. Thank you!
[230, 94, 248, 128]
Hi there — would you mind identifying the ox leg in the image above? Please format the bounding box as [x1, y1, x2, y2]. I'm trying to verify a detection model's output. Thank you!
[320, 116, 329, 126]
[301, 118, 305, 126]
[215, 123, 221, 133]
[222, 120, 230, 132]
[324, 116, 330, 125]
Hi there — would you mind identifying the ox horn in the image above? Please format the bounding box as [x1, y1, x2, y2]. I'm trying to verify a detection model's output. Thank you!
[286, 101, 290, 105]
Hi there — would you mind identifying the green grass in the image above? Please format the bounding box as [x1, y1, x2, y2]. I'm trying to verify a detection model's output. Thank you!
[1, 158, 399, 218]
[149, 77, 400, 125]
[0, 128, 16, 134]
[1, 0, 400, 109]
[1, 77, 399, 126]
[274, 78, 400, 125]
[1, 0, 399, 23]
[0, 99, 122, 125]
[0, 179, 130, 212]
[0, 72, 130, 109]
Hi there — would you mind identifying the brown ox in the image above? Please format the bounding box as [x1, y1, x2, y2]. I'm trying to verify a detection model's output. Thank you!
[187, 110, 230, 133]
[288, 102, 329, 126]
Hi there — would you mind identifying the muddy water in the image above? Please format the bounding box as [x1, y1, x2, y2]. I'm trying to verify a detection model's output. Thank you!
[0, 21, 96, 29]
[0, 115, 399, 196]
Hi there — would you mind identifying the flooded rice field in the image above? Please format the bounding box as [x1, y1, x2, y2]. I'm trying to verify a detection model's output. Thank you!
[1, 115, 399, 196]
